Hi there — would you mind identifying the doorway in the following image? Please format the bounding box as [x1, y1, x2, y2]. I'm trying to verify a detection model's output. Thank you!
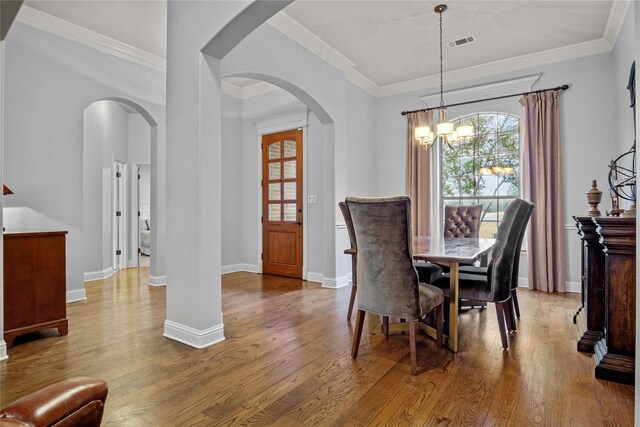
[262, 129, 303, 278]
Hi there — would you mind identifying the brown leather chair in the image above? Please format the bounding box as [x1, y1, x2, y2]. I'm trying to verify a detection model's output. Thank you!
[0, 377, 108, 427]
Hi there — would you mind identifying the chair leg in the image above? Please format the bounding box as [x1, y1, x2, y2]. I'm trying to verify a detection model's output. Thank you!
[495, 303, 508, 350]
[352, 310, 366, 358]
[382, 316, 389, 336]
[511, 289, 521, 319]
[347, 284, 357, 320]
[409, 319, 418, 375]
[503, 298, 516, 332]
[436, 304, 443, 347]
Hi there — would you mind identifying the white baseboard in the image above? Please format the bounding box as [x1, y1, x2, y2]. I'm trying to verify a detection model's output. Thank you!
[127, 260, 137, 268]
[84, 267, 114, 282]
[163, 319, 225, 349]
[148, 275, 166, 287]
[517, 277, 581, 293]
[66, 288, 87, 303]
[221, 263, 259, 274]
[321, 273, 352, 289]
[564, 281, 581, 293]
[306, 272, 324, 284]
[0, 340, 7, 361]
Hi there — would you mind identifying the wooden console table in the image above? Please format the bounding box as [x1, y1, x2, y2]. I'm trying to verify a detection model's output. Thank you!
[573, 216, 605, 353]
[3, 230, 68, 348]
[593, 217, 635, 385]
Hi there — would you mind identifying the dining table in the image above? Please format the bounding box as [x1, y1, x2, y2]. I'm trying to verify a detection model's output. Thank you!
[413, 236, 495, 352]
[345, 235, 495, 353]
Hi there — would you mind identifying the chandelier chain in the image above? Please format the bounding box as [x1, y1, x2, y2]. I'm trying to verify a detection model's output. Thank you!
[439, 9, 444, 108]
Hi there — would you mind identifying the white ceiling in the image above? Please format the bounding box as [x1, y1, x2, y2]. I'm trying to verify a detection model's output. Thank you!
[21, 0, 620, 93]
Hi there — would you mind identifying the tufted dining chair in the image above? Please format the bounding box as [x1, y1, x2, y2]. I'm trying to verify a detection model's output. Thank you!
[414, 204, 483, 284]
[339, 201, 358, 320]
[345, 196, 445, 375]
[431, 198, 533, 349]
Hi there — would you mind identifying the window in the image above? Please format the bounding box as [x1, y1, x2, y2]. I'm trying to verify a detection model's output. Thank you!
[440, 112, 520, 238]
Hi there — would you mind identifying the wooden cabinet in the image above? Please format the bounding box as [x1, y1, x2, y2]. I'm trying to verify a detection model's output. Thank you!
[593, 217, 635, 385]
[3, 230, 68, 348]
[573, 216, 605, 353]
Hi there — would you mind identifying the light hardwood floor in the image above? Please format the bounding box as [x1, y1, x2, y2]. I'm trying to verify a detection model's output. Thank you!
[1, 268, 634, 426]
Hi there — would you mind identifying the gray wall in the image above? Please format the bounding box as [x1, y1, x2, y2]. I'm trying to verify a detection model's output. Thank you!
[3, 22, 165, 299]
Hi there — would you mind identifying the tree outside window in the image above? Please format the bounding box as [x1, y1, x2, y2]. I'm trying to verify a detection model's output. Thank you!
[441, 113, 520, 238]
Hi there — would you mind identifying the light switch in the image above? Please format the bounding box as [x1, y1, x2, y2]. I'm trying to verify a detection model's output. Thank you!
[308, 195, 317, 204]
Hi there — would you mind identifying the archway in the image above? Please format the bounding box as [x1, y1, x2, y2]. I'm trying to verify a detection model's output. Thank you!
[220, 73, 335, 283]
[82, 98, 159, 284]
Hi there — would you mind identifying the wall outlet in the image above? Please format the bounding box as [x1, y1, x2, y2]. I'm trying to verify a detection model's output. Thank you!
[308, 195, 317, 204]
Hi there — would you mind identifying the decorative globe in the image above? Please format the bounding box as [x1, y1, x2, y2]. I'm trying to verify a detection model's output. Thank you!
[608, 143, 636, 202]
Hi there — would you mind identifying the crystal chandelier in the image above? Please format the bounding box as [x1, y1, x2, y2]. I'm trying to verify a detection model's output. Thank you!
[415, 4, 473, 149]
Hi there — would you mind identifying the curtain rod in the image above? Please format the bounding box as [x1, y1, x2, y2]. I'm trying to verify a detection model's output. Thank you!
[400, 84, 570, 116]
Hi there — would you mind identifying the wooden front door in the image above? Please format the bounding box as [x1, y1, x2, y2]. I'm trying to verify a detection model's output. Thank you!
[262, 129, 303, 278]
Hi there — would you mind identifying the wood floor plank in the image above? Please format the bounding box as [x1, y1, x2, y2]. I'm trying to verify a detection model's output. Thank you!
[0, 269, 634, 426]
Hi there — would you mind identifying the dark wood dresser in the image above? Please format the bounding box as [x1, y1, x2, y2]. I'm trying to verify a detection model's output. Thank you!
[592, 217, 636, 385]
[4, 230, 68, 348]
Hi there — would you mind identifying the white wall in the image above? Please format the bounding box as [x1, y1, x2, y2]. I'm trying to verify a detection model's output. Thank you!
[3, 22, 165, 301]
[221, 93, 242, 267]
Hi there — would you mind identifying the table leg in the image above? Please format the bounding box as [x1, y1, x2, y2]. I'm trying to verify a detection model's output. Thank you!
[447, 261, 459, 352]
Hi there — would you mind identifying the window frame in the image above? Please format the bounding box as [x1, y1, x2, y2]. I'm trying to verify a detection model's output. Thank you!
[438, 111, 521, 239]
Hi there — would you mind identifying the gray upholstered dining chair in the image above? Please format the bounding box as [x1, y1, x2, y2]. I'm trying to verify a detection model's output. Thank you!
[414, 204, 483, 284]
[339, 201, 358, 320]
[345, 196, 445, 375]
[458, 202, 534, 319]
[431, 198, 533, 350]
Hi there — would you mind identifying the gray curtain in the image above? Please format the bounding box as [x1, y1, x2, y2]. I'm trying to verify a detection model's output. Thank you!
[520, 91, 566, 292]
[406, 110, 435, 237]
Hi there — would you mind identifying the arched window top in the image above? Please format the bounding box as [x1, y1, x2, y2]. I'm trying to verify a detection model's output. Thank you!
[441, 112, 520, 238]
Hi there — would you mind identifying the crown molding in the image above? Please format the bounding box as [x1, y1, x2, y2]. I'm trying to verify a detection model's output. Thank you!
[221, 80, 243, 98]
[604, 0, 630, 43]
[15, 5, 165, 72]
[267, 11, 379, 97]
[222, 80, 280, 99]
[377, 37, 613, 98]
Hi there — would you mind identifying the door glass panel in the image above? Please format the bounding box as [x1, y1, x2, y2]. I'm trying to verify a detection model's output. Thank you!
[269, 162, 281, 180]
[284, 182, 296, 200]
[283, 160, 296, 179]
[269, 183, 281, 200]
[284, 203, 296, 221]
[269, 204, 281, 221]
[268, 142, 281, 159]
[284, 140, 296, 158]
